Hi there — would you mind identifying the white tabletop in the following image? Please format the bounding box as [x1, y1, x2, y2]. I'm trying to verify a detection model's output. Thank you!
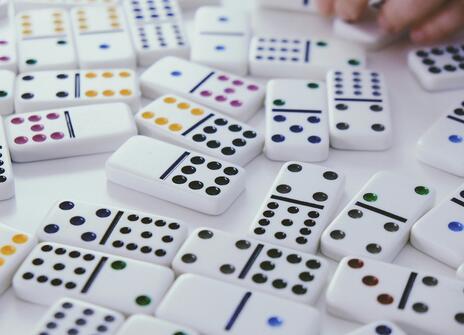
[0, 1, 463, 334]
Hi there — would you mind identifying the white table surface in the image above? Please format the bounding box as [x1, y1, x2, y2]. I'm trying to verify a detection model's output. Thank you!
[0, 1, 463, 334]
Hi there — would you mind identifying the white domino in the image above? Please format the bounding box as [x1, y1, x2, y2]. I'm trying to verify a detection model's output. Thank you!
[346, 321, 407, 335]
[14, 69, 140, 114]
[15, 8, 77, 73]
[14, 0, 119, 11]
[0, 223, 36, 294]
[135, 94, 263, 166]
[0, 70, 14, 115]
[0, 0, 7, 18]
[327, 69, 392, 150]
[106, 136, 246, 215]
[411, 184, 464, 268]
[71, 5, 136, 69]
[32, 298, 125, 335]
[172, 227, 329, 304]
[0, 27, 17, 72]
[38, 199, 188, 266]
[326, 257, 464, 335]
[248, 162, 344, 254]
[265, 79, 328, 161]
[156, 274, 321, 335]
[4, 103, 136, 162]
[13, 242, 174, 314]
[191, 6, 250, 75]
[178, 0, 219, 8]
[321, 171, 435, 262]
[140, 56, 264, 121]
[116, 315, 198, 335]
[408, 42, 464, 91]
[123, 0, 189, 67]
[416, 100, 464, 176]
[255, 0, 317, 13]
[333, 1, 401, 50]
[249, 35, 366, 80]
[0, 120, 15, 200]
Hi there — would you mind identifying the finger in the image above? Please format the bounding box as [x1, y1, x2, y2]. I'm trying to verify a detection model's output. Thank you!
[378, 0, 446, 33]
[316, 0, 336, 16]
[410, 0, 464, 43]
[335, 0, 369, 21]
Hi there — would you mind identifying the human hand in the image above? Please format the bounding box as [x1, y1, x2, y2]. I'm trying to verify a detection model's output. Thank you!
[316, 0, 464, 44]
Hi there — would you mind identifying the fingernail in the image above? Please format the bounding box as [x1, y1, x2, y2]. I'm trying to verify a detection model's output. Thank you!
[411, 30, 426, 43]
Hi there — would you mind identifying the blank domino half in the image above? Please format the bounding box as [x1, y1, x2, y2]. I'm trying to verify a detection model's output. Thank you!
[321, 171, 435, 262]
[333, 1, 401, 50]
[70, 5, 136, 69]
[32, 298, 125, 335]
[135, 94, 263, 166]
[0, 120, 15, 200]
[156, 274, 321, 335]
[346, 321, 406, 335]
[411, 183, 464, 268]
[408, 42, 464, 91]
[13, 242, 174, 314]
[416, 100, 464, 176]
[116, 315, 198, 335]
[38, 199, 188, 266]
[326, 257, 464, 335]
[327, 69, 392, 151]
[140, 56, 264, 121]
[172, 227, 329, 304]
[106, 136, 246, 215]
[191, 6, 250, 75]
[249, 36, 366, 80]
[248, 162, 344, 254]
[123, 0, 189, 67]
[255, 0, 317, 13]
[0, 70, 15, 116]
[14, 69, 140, 114]
[0, 223, 36, 295]
[4, 103, 136, 162]
[15, 8, 77, 73]
[265, 79, 328, 162]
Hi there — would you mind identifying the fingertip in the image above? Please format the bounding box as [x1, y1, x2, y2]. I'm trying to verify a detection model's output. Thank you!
[316, 0, 334, 16]
[410, 29, 427, 44]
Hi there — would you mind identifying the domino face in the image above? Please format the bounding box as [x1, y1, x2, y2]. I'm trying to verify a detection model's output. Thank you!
[191, 7, 250, 75]
[172, 228, 329, 304]
[0, 120, 15, 200]
[326, 257, 464, 335]
[71, 6, 136, 69]
[327, 69, 392, 150]
[123, 0, 189, 67]
[13, 242, 175, 314]
[0, 0, 7, 18]
[38, 200, 188, 266]
[5, 103, 136, 162]
[0, 70, 15, 116]
[321, 171, 435, 262]
[135, 94, 263, 166]
[106, 136, 246, 215]
[116, 315, 198, 335]
[0, 28, 17, 72]
[248, 162, 344, 254]
[15, 9, 77, 73]
[178, 0, 219, 8]
[416, 101, 464, 176]
[14, 69, 140, 114]
[265, 80, 328, 161]
[14, 0, 119, 11]
[411, 184, 464, 268]
[157, 274, 320, 335]
[255, 0, 317, 13]
[346, 321, 407, 335]
[140, 56, 264, 121]
[333, 1, 401, 50]
[408, 42, 464, 91]
[0, 223, 36, 294]
[249, 36, 366, 80]
[32, 298, 124, 335]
